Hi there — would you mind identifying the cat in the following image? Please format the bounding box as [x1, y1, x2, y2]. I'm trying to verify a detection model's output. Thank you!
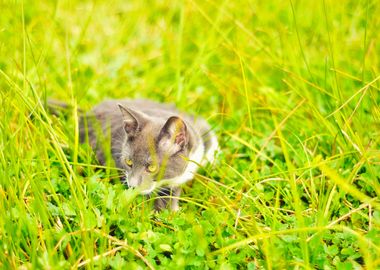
[52, 99, 218, 211]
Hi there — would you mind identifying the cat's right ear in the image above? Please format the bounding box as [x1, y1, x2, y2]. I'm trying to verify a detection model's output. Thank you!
[118, 104, 140, 137]
[158, 116, 188, 155]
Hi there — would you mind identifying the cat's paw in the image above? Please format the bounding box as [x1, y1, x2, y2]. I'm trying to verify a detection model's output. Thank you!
[171, 203, 180, 212]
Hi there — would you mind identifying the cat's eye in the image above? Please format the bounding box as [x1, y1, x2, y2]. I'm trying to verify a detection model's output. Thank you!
[147, 164, 158, 173]
[125, 158, 133, 166]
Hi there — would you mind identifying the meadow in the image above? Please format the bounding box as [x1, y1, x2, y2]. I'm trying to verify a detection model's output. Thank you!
[1, 0, 379, 269]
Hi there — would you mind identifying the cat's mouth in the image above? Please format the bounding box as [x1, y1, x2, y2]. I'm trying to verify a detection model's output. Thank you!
[139, 182, 156, 195]
[125, 172, 156, 195]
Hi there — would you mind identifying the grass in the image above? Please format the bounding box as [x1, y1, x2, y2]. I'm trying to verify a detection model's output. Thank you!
[1, 0, 380, 269]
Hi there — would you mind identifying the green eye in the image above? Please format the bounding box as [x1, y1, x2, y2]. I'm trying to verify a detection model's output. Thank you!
[125, 159, 133, 166]
[147, 164, 158, 173]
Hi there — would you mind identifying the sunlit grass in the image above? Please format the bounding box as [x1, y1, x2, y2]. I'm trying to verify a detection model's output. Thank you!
[1, 0, 379, 269]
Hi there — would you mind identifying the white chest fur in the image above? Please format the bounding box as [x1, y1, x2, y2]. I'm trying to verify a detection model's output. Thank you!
[167, 141, 205, 186]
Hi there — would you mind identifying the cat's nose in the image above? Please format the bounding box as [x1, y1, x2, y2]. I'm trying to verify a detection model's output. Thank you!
[126, 175, 140, 188]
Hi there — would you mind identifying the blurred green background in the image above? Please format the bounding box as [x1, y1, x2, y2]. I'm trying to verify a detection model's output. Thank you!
[1, 0, 379, 269]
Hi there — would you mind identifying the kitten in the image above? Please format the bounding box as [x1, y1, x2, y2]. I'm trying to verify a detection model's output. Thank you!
[78, 99, 218, 211]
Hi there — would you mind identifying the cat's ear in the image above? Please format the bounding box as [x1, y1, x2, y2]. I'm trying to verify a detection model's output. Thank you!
[158, 116, 188, 154]
[118, 104, 141, 136]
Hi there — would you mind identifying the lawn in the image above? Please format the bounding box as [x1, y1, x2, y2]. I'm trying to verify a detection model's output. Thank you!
[1, 0, 379, 269]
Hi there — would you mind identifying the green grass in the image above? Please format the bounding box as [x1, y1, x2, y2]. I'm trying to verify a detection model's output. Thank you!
[1, 0, 380, 269]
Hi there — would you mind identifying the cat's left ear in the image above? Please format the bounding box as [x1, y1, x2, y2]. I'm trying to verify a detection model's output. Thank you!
[158, 116, 188, 154]
[118, 104, 142, 137]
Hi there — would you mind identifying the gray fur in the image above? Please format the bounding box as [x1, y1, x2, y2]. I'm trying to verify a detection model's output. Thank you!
[79, 99, 218, 211]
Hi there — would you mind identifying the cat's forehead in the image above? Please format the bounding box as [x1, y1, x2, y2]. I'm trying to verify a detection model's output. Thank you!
[136, 123, 161, 147]
[125, 123, 162, 160]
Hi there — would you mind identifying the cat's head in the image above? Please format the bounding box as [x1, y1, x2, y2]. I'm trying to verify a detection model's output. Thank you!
[118, 104, 190, 194]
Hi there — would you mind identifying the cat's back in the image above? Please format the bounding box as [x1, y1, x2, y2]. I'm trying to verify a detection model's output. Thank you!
[92, 98, 214, 138]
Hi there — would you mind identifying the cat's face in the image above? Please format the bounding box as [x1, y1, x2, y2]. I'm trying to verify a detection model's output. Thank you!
[118, 105, 189, 194]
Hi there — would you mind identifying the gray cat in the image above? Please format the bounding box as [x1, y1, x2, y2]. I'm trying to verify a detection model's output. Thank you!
[74, 99, 218, 211]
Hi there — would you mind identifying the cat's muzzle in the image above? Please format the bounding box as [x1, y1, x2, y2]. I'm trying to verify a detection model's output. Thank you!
[124, 172, 156, 195]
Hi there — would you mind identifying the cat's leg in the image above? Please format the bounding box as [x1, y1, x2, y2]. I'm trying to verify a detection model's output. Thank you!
[154, 190, 167, 211]
[154, 187, 181, 211]
[170, 187, 181, 212]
